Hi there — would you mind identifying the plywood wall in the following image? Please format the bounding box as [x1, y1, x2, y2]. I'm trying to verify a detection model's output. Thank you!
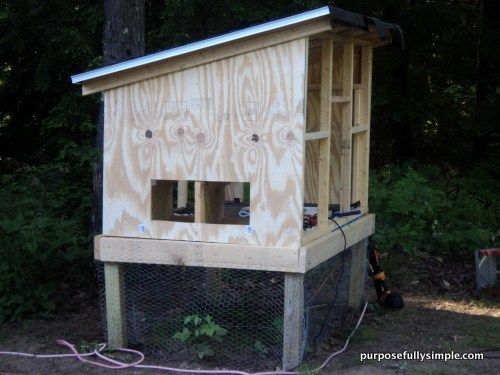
[103, 38, 307, 248]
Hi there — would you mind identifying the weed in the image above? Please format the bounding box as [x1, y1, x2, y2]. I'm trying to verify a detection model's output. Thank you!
[173, 314, 227, 359]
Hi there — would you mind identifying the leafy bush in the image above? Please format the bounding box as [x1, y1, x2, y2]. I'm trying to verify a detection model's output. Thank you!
[0, 159, 94, 323]
[370, 163, 499, 255]
[173, 314, 227, 359]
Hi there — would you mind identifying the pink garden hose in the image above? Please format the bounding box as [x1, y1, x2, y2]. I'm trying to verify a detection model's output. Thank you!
[0, 302, 368, 374]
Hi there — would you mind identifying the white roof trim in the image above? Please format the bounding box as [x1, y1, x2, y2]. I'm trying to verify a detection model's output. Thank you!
[71, 6, 330, 84]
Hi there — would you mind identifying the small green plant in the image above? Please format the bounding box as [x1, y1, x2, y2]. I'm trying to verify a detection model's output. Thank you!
[254, 340, 268, 359]
[173, 314, 227, 359]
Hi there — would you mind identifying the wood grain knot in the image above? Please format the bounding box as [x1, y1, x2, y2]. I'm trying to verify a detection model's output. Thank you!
[145, 129, 153, 138]
[285, 131, 295, 141]
[196, 132, 206, 144]
[175, 127, 185, 137]
[251, 134, 259, 142]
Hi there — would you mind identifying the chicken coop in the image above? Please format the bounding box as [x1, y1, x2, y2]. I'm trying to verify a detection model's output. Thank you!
[72, 6, 398, 370]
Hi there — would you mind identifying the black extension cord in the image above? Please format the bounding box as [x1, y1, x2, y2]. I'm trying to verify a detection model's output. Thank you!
[290, 217, 347, 370]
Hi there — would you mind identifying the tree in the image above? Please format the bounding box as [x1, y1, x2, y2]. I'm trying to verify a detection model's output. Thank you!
[92, 0, 145, 236]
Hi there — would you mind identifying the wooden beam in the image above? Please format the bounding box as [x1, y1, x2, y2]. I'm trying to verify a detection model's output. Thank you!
[82, 18, 331, 95]
[339, 43, 354, 212]
[96, 236, 300, 272]
[348, 239, 367, 310]
[104, 263, 127, 349]
[359, 46, 373, 212]
[330, 95, 351, 103]
[351, 89, 362, 203]
[283, 273, 304, 370]
[352, 124, 369, 134]
[177, 180, 188, 208]
[317, 39, 333, 228]
[305, 130, 330, 141]
[300, 213, 375, 273]
[195, 182, 227, 224]
[151, 179, 173, 220]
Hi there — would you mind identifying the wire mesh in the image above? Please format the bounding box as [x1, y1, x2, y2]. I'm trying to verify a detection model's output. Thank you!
[96, 244, 366, 371]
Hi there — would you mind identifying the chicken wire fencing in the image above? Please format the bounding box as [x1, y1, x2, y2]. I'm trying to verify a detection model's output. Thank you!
[96, 246, 366, 371]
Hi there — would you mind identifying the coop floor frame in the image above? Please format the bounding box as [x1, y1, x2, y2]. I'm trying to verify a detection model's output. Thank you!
[95, 213, 374, 273]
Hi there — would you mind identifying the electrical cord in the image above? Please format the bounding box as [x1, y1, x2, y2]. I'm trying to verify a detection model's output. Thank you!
[0, 217, 369, 374]
[0, 302, 370, 374]
[291, 217, 348, 370]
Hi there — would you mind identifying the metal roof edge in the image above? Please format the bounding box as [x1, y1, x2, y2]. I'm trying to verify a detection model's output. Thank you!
[71, 6, 331, 84]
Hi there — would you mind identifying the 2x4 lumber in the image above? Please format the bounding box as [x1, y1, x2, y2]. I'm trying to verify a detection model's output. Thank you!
[177, 180, 188, 208]
[351, 124, 369, 134]
[195, 182, 227, 224]
[82, 18, 331, 95]
[301, 214, 359, 246]
[315, 31, 381, 47]
[351, 89, 362, 203]
[305, 130, 330, 141]
[151, 179, 173, 220]
[300, 213, 375, 273]
[96, 235, 300, 272]
[339, 43, 354, 212]
[348, 239, 367, 310]
[330, 95, 351, 103]
[308, 84, 362, 91]
[317, 39, 333, 228]
[359, 46, 373, 212]
[104, 263, 127, 349]
[283, 273, 305, 370]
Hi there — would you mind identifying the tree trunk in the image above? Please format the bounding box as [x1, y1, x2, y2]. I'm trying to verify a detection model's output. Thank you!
[91, 0, 145, 237]
[472, 0, 498, 159]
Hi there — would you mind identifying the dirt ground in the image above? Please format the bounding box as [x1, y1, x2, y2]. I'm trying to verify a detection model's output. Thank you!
[0, 253, 499, 374]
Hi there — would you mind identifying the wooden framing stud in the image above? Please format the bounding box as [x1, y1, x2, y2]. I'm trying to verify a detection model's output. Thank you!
[283, 273, 304, 370]
[104, 262, 127, 349]
[195, 181, 227, 224]
[359, 46, 373, 212]
[151, 179, 174, 220]
[339, 43, 354, 212]
[317, 38, 333, 228]
[348, 239, 367, 311]
[177, 180, 188, 208]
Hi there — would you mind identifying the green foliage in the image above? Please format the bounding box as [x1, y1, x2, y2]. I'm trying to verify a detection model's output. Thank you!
[0, 156, 94, 323]
[370, 164, 499, 255]
[253, 340, 268, 359]
[173, 314, 227, 359]
[0, 0, 498, 322]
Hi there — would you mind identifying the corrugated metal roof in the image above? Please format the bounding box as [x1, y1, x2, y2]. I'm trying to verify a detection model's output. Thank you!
[71, 6, 331, 84]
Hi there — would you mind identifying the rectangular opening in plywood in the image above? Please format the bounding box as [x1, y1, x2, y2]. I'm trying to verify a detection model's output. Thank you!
[303, 138, 319, 231]
[151, 179, 195, 222]
[197, 181, 250, 226]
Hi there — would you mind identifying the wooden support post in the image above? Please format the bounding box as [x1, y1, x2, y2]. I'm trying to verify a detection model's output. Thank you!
[195, 181, 227, 224]
[283, 273, 304, 370]
[224, 182, 244, 202]
[359, 46, 373, 212]
[151, 179, 173, 220]
[104, 262, 127, 349]
[177, 180, 188, 208]
[317, 38, 333, 228]
[339, 43, 354, 212]
[348, 239, 367, 311]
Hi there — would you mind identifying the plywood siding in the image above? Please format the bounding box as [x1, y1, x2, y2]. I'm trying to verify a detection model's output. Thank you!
[103, 38, 307, 248]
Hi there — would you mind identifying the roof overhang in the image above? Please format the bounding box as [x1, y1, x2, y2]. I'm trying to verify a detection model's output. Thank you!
[72, 6, 400, 94]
